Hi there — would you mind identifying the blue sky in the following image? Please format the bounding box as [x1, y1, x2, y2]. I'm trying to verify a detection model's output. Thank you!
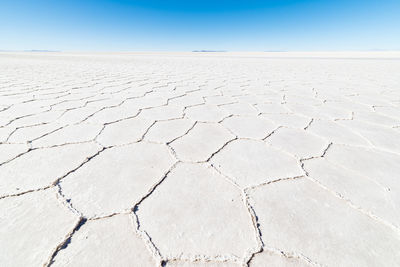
[1, 0, 399, 51]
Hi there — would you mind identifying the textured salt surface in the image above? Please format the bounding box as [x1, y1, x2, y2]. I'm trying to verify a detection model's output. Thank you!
[1, 52, 400, 266]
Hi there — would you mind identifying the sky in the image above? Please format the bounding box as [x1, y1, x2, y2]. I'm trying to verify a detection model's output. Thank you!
[0, 0, 399, 51]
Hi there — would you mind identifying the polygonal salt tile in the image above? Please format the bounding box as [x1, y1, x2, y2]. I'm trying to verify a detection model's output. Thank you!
[0, 142, 101, 197]
[211, 139, 303, 188]
[307, 119, 370, 146]
[265, 127, 329, 159]
[318, 102, 353, 120]
[285, 94, 322, 106]
[144, 119, 194, 143]
[0, 103, 49, 119]
[7, 122, 64, 143]
[52, 214, 155, 266]
[338, 120, 400, 154]
[85, 97, 124, 109]
[221, 116, 276, 139]
[249, 251, 312, 267]
[260, 113, 310, 129]
[204, 95, 236, 105]
[233, 94, 265, 104]
[8, 110, 64, 128]
[85, 105, 140, 124]
[248, 178, 400, 267]
[170, 122, 235, 162]
[137, 163, 258, 260]
[303, 157, 400, 228]
[354, 110, 400, 127]
[185, 104, 230, 122]
[286, 102, 352, 120]
[140, 104, 184, 120]
[0, 143, 29, 164]
[0, 190, 80, 266]
[169, 94, 205, 107]
[124, 88, 152, 99]
[51, 99, 87, 111]
[60, 142, 176, 217]
[254, 103, 291, 114]
[31, 123, 103, 147]
[196, 89, 221, 98]
[96, 116, 154, 146]
[324, 144, 400, 188]
[284, 103, 325, 119]
[219, 102, 259, 116]
[249, 93, 283, 104]
[129, 95, 167, 110]
[324, 99, 371, 114]
[57, 106, 99, 125]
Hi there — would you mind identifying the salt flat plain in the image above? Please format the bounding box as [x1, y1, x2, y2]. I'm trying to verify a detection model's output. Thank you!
[1, 52, 400, 267]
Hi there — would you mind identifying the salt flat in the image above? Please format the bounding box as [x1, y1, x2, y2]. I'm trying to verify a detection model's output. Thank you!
[1, 52, 400, 267]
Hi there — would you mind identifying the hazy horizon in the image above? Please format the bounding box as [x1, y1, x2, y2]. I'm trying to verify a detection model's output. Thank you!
[1, 49, 400, 53]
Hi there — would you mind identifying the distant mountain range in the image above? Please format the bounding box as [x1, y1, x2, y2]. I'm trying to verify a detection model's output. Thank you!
[0, 49, 60, 52]
[24, 50, 61, 52]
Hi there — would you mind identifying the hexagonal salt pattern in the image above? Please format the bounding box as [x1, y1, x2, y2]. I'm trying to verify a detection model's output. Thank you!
[144, 118, 195, 143]
[60, 142, 176, 218]
[303, 157, 400, 229]
[211, 139, 304, 188]
[265, 127, 330, 159]
[1, 52, 400, 266]
[0, 190, 80, 266]
[136, 163, 259, 263]
[248, 178, 400, 266]
[51, 214, 156, 266]
[185, 104, 230, 122]
[221, 115, 277, 139]
[170, 122, 235, 162]
[31, 123, 104, 147]
[0, 142, 101, 197]
[96, 115, 154, 146]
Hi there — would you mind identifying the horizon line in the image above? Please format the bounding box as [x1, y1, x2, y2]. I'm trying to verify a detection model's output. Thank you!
[1, 49, 400, 53]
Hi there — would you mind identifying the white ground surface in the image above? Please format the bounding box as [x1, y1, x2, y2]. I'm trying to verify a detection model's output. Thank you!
[1, 52, 400, 267]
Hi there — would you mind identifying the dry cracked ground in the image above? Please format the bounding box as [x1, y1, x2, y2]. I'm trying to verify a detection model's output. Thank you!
[1, 52, 400, 267]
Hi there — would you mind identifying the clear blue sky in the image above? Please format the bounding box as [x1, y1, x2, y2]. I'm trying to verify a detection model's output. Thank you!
[1, 0, 399, 51]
